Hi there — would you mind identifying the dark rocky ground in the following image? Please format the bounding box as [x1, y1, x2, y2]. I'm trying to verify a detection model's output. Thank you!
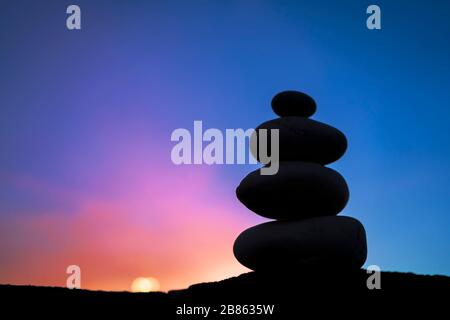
[2, 270, 449, 317]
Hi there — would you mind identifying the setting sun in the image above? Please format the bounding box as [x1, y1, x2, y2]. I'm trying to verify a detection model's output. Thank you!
[131, 277, 160, 293]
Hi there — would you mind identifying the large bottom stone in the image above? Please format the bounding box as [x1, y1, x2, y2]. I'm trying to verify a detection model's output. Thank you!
[233, 216, 367, 271]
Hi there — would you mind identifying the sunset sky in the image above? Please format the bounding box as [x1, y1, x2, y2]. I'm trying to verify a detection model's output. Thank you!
[1, 0, 449, 291]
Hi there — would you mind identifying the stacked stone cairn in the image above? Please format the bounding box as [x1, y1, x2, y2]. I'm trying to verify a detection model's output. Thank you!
[233, 91, 367, 272]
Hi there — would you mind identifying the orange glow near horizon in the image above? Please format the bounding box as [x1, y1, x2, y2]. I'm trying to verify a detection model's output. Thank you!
[0, 141, 255, 292]
[0, 114, 267, 292]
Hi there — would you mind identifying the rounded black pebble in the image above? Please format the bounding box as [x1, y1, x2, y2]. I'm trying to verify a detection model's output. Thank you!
[233, 216, 367, 271]
[236, 162, 349, 219]
[250, 117, 347, 165]
[271, 91, 317, 117]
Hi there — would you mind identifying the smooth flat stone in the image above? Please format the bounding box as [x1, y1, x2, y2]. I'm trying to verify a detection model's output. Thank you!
[233, 216, 367, 271]
[251, 117, 347, 165]
[271, 91, 317, 117]
[236, 162, 349, 219]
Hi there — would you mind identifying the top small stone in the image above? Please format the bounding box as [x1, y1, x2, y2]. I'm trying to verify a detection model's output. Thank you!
[271, 91, 317, 117]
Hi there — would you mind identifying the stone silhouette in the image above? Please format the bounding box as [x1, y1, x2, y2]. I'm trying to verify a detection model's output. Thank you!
[234, 91, 367, 271]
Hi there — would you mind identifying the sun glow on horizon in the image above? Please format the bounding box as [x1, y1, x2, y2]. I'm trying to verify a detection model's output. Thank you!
[131, 277, 160, 293]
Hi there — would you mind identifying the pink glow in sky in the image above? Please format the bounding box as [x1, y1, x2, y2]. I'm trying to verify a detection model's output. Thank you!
[0, 121, 258, 292]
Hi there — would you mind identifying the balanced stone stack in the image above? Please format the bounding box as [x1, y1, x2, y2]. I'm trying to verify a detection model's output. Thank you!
[233, 91, 367, 271]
